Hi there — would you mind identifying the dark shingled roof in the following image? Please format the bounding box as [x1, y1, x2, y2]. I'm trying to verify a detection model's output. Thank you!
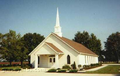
[53, 33, 98, 56]
[46, 42, 63, 53]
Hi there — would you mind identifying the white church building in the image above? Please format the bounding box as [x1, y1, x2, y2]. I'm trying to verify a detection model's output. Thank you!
[29, 8, 98, 69]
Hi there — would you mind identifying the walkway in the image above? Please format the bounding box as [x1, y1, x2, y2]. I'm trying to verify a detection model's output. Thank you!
[0, 71, 119, 76]
[85, 64, 120, 71]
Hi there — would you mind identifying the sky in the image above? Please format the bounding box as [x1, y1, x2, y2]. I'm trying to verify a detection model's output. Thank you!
[0, 0, 120, 49]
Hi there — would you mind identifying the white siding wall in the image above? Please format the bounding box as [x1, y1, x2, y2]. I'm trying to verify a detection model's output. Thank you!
[78, 54, 85, 65]
[39, 55, 48, 67]
[36, 44, 56, 55]
[46, 35, 79, 68]
[78, 54, 98, 66]
[30, 44, 57, 68]
[30, 54, 35, 67]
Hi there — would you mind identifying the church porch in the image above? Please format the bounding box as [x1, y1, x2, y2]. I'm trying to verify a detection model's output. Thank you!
[34, 54, 60, 69]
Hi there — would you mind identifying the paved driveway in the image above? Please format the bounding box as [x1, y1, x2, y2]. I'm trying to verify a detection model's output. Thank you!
[0, 71, 119, 76]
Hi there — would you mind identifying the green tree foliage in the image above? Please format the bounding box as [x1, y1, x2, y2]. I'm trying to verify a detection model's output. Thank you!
[21, 33, 45, 54]
[0, 30, 28, 66]
[16, 40, 28, 67]
[73, 31, 102, 56]
[0, 30, 21, 65]
[21, 33, 44, 64]
[104, 32, 120, 62]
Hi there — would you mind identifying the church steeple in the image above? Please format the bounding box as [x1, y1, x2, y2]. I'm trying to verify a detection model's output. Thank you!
[54, 7, 62, 37]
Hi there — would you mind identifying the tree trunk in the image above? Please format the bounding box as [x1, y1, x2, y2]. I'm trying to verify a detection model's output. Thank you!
[28, 56, 30, 64]
[9, 61, 12, 66]
[21, 60, 23, 67]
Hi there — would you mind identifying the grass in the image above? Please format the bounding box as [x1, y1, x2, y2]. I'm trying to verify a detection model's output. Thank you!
[0, 66, 21, 71]
[87, 65, 120, 74]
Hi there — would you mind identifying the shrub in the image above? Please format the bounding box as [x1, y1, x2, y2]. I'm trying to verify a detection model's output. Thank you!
[2, 68, 7, 71]
[12, 64, 20, 66]
[2, 68, 13, 71]
[9, 68, 13, 71]
[69, 69, 78, 73]
[22, 64, 32, 69]
[57, 68, 61, 70]
[71, 61, 76, 69]
[62, 65, 71, 70]
[58, 69, 66, 72]
[90, 63, 102, 67]
[83, 65, 91, 69]
[78, 65, 81, 68]
[1, 67, 21, 71]
[47, 69, 56, 72]
[0, 64, 10, 67]
[98, 63, 102, 66]
[14, 68, 21, 71]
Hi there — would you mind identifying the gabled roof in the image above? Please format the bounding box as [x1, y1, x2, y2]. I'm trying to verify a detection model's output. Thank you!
[53, 33, 98, 56]
[46, 42, 63, 53]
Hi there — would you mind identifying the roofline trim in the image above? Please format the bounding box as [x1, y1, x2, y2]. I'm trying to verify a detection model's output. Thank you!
[29, 33, 52, 55]
[52, 33, 80, 54]
[80, 52, 98, 57]
[52, 33, 98, 56]
[45, 43, 63, 54]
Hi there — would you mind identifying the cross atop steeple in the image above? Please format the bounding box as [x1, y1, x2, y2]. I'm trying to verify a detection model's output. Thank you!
[54, 7, 62, 37]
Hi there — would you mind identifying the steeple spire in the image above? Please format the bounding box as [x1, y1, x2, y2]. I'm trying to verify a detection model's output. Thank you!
[54, 7, 62, 37]
[56, 7, 60, 26]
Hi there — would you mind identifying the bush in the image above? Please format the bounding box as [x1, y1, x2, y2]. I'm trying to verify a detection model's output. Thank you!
[14, 68, 21, 71]
[47, 69, 56, 72]
[69, 69, 78, 73]
[0, 64, 10, 67]
[78, 65, 81, 68]
[83, 65, 91, 69]
[22, 64, 32, 69]
[12, 64, 20, 66]
[2, 68, 8, 71]
[90, 63, 102, 67]
[58, 69, 66, 72]
[1, 67, 21, 71]
[2, 68, 13, 71]
[71, 61, 76, 69]
[62, 65, 71, 70]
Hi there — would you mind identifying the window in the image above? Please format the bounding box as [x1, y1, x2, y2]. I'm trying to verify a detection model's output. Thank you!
[50, 58, 52, 62]
[53, 58, 55, 62]
[38, 56, 40, 64]
[49, 57, 55, 63]
[67, 55, 70, 64]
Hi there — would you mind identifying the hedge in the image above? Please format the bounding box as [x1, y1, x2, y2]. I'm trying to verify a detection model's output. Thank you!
[58, 69, 66, 72]
[69, 69, 78, 73]
[62, 65, 71, 70]
[47, 69, 56, 72]
[2, 68, 21, 71]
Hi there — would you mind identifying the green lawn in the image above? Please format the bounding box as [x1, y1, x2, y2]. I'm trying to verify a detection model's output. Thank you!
[0, 66, 21, 70]
[87, 65, 120, 74]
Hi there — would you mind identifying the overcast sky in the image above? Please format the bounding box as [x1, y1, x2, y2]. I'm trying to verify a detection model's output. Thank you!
[0, 0, 120, 49]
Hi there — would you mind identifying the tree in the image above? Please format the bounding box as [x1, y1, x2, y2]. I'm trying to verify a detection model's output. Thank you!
[73, 31, 102, 56]
[73, 31, 89, 47]
[87, 33, 101, 55]
[0, 30, 21, 65]
[21, 33, 45, 64]
[16, 40, 28, 67]
[21, 33, 45, 54]
[104, 32, 120, 62]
